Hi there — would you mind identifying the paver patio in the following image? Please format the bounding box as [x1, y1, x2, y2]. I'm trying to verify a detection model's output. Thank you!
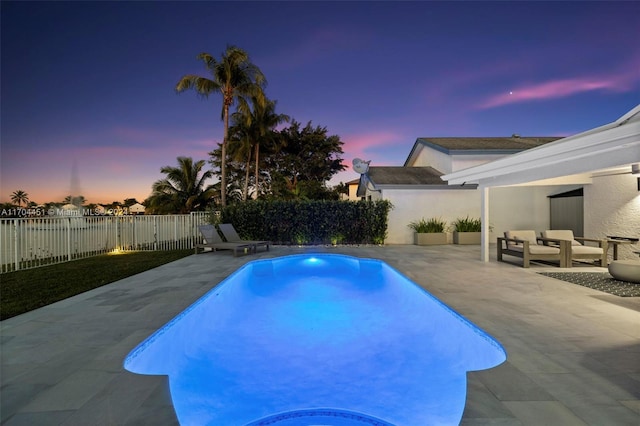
[1, 245, 639, 425]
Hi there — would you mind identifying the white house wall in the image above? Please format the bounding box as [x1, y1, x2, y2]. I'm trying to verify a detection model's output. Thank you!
[488, 186, 565, 242]
[411, 147, 516, 174]
[411, 147, 452, 173]
[383, 185, 567, 245]
[584, 173, 640, 260]
[383, 189, 479, 244]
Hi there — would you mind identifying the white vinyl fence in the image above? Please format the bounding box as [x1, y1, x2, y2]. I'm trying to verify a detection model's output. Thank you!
[0, 212, 211, 273]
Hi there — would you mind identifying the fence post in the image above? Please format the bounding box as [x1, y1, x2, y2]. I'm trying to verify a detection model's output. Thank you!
[13, 219, 20, 271]
[116, 216, 120, 251]
[153, 216, 158, 251]
[67, 217, 72, 261]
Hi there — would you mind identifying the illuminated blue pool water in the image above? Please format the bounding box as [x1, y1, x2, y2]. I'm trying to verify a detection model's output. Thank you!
[124, 254, 506, 425]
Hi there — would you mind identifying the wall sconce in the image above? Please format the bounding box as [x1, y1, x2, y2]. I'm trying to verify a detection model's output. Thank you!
[633, 163, 640, 174]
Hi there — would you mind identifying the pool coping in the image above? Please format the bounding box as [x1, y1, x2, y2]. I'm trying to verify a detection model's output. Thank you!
[1, 244, 639, 425]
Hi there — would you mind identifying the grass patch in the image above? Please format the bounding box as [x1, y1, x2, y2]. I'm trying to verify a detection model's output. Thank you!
[1, 250, 192, 321]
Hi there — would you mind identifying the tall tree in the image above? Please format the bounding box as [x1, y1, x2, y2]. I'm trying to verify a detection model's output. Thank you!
[231, 96, 289, 199]
[227, 115, 255, 201]
[175, 46, 266, 206]
[10, 190, 29, 207]
[146, 157, 215, 214]
[264, 120, 346, 199]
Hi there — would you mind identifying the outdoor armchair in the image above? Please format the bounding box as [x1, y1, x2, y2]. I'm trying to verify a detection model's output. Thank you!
[541, 230, 608, 266]
[497, 230, 571, 268]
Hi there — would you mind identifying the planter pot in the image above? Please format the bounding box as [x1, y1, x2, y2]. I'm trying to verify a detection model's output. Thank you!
[453, 231, 481, 245]
[415, 232, 448, 245]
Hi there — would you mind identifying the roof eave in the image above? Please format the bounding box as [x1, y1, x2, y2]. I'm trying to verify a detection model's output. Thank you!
[442, 105, 640, 186]
[375, 184, 478, 190]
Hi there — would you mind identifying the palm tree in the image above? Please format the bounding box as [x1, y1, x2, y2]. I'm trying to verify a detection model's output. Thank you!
[146, 156, 215, 214]
[10, 190, 29, 207]
[232, 96, 289, 199]
[63, 195, 86, 206]
[227, 117, 255, 201]
[175, 46, 266, 206]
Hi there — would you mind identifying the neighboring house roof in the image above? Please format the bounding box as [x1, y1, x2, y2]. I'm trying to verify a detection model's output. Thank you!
[357, 166, 474, 196]
[404, 136, 561, 165]
[129, 203, 146, 213]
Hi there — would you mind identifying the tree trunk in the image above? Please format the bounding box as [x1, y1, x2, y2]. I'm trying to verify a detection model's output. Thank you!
[221, 105, 229, 207]
[243, 150, 251, 201]
[254, 143, 260, 199]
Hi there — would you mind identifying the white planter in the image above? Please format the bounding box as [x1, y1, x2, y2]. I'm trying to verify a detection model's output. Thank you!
[453, 231, 481, 245]
[415, 233, 448, 245]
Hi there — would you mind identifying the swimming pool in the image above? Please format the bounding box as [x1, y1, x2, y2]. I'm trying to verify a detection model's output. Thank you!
[124, 254, 506, 425]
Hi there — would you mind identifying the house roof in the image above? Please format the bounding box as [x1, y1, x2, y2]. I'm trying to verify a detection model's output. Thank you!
[404, 136, 560, 166]
[368, 166, 444, 185]
[345, 178, 361, 185]
[357, 166, 476, 196]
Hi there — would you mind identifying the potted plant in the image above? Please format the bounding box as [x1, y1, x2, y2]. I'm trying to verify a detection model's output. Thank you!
[452, 216, 482, 245]
[408, 217, 448, 245]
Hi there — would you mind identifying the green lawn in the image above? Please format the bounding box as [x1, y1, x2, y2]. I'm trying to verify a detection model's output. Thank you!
[0, 250, 192, 320]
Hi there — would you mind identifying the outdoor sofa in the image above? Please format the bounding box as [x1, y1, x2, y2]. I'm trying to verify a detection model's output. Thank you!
[497, 230, 571, 268]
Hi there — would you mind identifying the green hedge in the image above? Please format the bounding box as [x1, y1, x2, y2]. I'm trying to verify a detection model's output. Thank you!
[219, 200, 393, 245]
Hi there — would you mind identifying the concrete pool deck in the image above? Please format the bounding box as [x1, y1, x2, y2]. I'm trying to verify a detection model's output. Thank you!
[1, 244, 639, 425]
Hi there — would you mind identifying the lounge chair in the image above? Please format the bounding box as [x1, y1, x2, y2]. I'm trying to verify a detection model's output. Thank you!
[195, 225, 254, 256]
[217, 223, 271, 253]
[497, 230, 570, 268]
[541, 230, 608, 266]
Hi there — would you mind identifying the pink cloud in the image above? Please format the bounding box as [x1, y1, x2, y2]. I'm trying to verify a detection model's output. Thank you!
[342, 132, 404, 167]
[478, 77, 629, 109]
[476, 54, 640, 109]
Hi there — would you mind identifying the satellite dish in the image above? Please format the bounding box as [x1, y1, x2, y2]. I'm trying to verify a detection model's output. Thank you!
[352, 158, 371, 174]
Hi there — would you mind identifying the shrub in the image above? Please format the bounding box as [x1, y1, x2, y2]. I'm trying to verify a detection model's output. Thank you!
[453, 216, 481, 232]
[219, 199, 393, 245]
[408, 217, 447, 233]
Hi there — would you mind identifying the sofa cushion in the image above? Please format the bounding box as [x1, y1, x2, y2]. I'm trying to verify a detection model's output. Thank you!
[505, 230, 538, 247]
[570, 246, 603, 255]
[528, 245, 561, 254]
[542, 230, 581, 246]
[508, 245, 560, 254]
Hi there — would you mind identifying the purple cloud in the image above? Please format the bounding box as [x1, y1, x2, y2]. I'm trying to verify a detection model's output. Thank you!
[259, 27, 369, 70]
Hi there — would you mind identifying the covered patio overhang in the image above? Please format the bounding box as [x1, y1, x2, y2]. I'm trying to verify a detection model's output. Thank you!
[442, 104, 640, 261]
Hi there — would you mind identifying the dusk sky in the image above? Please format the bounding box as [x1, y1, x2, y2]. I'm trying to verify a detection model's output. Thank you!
[2, 1, 639, 205]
